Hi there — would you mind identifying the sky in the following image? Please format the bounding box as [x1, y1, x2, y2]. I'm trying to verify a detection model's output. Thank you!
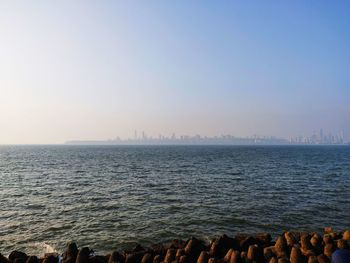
[0, 1, 349, 144]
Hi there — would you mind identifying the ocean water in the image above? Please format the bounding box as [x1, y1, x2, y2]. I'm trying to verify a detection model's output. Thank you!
[0, 145, 349, 256]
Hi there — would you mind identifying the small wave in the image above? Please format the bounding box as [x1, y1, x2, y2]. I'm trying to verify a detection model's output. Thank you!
[30, 242, 57, 257]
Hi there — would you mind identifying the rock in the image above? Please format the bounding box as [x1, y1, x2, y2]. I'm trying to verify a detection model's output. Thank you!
[324, 227, 333, 234]
[337, 239, 349, 249]
[229, 251, 240, 263]
[89, 256, 108, 263]
[274, 236, 287, 258]
[196, 252, 208, 263]
[164, 249, 176, 263]
[247, 245, 261, 262]
[176, 249, 185, 259]
[179, 255, 189, 263]
[9, 251, 28, 262]
[263, 246, 275, 262]
[223, 249, 233, 262]
[62, 243, 79, 263]
[284, 232, 297, 247]
[108, 252, 124, 263]
[152, 255, 161, 263]
[76, 248, 90, 263]
[125, 252, 145, 263]
[269, 257, 278, 263]
[184, 237, 205, 260]
[132, 245, 145, 253]
[300, 234, 314, 257]
[317, 254, 330, 263]
[0, 254, 10, 263]
[42, 255, 58, 263]
[255, 233, 272, 247]
[323, 235, 333, 245]
[170, 240, 187, 249]
[238, 236, 256, 252]
[307, 256, 317, 263]
[310, 234, 322, 249]
[14, 259, 26, 263]
[343, 230, 350, 241]
[277, 258, 289, 263]
[289, 247, 302, 263]
[323, 243, 334, 258]
[207, 259, 216, 263]
[26, 256, 38, 263]
[210, 235, 237, 257]
[140, 254, 152, 263]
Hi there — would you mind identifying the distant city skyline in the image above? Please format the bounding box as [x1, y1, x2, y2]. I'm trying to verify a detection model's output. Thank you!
[66, 128, 348, 145]
[1, 2, 349, 144]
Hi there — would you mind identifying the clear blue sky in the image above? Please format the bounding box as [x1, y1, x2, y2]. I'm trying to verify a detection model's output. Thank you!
[0, 1, 349, 143]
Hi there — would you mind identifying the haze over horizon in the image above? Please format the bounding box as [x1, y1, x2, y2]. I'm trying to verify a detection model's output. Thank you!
[1, 1, 349, 144]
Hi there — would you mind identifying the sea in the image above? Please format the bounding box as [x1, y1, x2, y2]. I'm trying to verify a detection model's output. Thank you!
[0, 145, 349, 256]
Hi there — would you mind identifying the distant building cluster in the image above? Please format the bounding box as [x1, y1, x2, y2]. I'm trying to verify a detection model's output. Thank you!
[67, 129, 348, 145]
[289, 129, 345, 145]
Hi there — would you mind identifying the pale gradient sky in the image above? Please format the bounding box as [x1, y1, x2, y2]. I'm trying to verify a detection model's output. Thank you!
[0, 1, 349, 144]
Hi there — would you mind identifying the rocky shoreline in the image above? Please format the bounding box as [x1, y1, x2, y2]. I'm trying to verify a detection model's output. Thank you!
[1, 228, 349, 263]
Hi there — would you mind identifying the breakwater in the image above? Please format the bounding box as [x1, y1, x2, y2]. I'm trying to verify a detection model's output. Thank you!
[1, 228, 350, 263]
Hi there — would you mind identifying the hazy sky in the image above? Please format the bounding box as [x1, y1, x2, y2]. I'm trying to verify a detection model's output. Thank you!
[1, 1, 349, 144]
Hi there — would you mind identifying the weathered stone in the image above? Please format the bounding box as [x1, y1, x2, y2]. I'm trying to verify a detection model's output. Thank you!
[343, 230, 350, 241]
[42, 255, 58, 263]
[14, 259, 26, 263]
[210, 235, 237, 257]
[247, 245, 261, 262]
[324, 227, 333, 234]
[26, 256, 38, 263]
[310, 234, 322, 248]
[152, 255, 161, 263]
[140, 254, 152, 263]
[89, 256, 108, 263]
[323, 243, 334, 258]
[151, 244, 165, 257]
[176, 249, 185, 259]
[164, 249, 176, 263]
[62, 243, 79, 263]
[263, 246, 275, 262]
[132, 245, 145, 253]
[239, 236, 256, 252]
[255, 233, 272, 247]
[76, 248, 90, 263]
[337, 239, 349, 249]
[289, 247, 302, 263]
[229, 251, 240, 263]
[300, 234, 312, 251]
[274, 237, 287, 258]
[223, 249, 233, 263]
[108, 252, 124, 263]
[307, 256, 317, 263]
[9, 251, 28, 262]
[184, 237, 205, 260]
[317, 254, 330, 263]
[178, 255, 189, 263]
[170, 240, 187, 249]
[125, 252, 145, 263]
[196, 252, 208, 263]
[0, 254, 10, 263]
[284, 232, 297, 247]
[323, 235, 333, 245]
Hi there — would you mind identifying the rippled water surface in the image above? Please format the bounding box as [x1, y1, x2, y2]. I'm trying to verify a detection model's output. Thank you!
[0, 145, 349, 255]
